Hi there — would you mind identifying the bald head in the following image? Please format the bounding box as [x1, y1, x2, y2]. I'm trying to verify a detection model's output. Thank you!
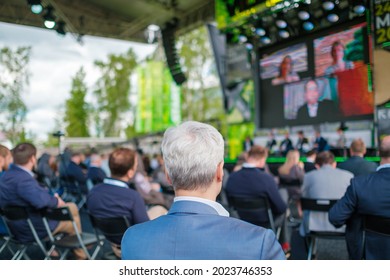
[379, 136, 390, 161]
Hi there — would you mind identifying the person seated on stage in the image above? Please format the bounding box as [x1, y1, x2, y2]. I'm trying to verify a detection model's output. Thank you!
[87, 147, 167, 258]
[329, 136, 390, 259]
[279, 132, 294, 157]
[87, 152, 107, 186]
[296, 130, 310, 155]
[337, 138, 378, 177]
[121, 121, 285, 260]
[0, 143, 86, 259]
[313, 130, 330, 153]
[225, 144, 289, 254]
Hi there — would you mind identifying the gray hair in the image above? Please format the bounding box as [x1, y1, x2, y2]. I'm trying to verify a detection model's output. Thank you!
[161, 121, 224, 191]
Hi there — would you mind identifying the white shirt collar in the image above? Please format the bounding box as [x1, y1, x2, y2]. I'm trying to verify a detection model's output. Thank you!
[174, 196, 230, 217]
[15, 164, 35, 177]
[377, 163, 390, 171]
[103, 178, 129, 188]
[242, 162, 256, 168]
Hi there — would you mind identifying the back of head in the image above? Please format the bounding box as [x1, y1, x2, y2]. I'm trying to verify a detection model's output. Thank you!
[379, 136, 390, 159]
[12, 143, 36, 165]
[315, 151, 335, 167]
[350, 138, 366, 155]
[247, 145, 268, 161]
[161, 121, 224, 191]
[109, 147, 137, 178]
[279, 149, 299, 174]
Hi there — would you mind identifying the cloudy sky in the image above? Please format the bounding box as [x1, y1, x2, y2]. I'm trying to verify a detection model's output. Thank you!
[0, 22, 156, 141]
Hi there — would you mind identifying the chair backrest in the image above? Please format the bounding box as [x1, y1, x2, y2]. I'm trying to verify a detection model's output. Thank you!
[361, 214, 390, 259]
[227, 195, 276, 231]
[89, 214, 130, 245]
[300, 198, 338, 212]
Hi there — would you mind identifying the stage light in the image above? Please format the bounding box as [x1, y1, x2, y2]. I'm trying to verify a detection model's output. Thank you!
[43, 6, 56, 29]
[353, 4, 366, 14]
[279, 30, 290, 38]
[255, 28, 266, 36]
[276, 19, 287, 29]
[303, 21, 314, 31]
[327, 13, 339, 23]
[323, 1, 335, 11]
[56, 21, 66, 36]
[245, 43, 253, 50]
[238, 35, 248, 43]
[261, 36, 271, 45]
[298, 10, 310, 21]
[27, 0, 43, 14]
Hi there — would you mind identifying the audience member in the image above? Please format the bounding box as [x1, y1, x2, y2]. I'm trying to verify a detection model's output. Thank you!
[121, 121, 285, 260]
[278, 150, 305, 218]
[0, 143, 86, 259]
[337, 138, 377, 176]
[87, 147, 165, 258]
[87, 153, 107, 186]
[329, 136, 390, 259]
[0, 144, 12, 177]
[62, 151, 88, 194]
[225, 145, 289, 253]
[37, 152, 57, 188]
[279, 132, 294, 157]
[299, 151, 353, 238]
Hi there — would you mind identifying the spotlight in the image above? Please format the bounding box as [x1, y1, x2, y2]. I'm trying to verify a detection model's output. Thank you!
[327, 13, 339, 23]
[298, 11, 310, 21]
[261, 36, 271, 45]
[245, 43, 254, 51]
[255, 28, 266, 36]
[238, 35, 248, 43]
[27, 0, 43, 14]
[353, 5, 366, 14]
[56, 21, 66, 36]
[279, 30, 290, 39]
[43, 6, 56, 29]
[323, 1, 335, 11]
[302, 21, 314, 31]
[276, 19, 287, 29]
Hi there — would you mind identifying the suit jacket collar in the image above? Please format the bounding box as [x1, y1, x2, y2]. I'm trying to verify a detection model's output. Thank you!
[168, 200, 220, 216]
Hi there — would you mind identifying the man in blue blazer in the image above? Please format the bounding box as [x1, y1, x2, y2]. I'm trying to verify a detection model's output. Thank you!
[329, 135, 390, 259]
[121, 121, 285, 260]
[0, 143, 86, 259]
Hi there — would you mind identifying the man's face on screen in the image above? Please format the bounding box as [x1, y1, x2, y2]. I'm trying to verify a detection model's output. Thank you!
[305, 80, 320, 105]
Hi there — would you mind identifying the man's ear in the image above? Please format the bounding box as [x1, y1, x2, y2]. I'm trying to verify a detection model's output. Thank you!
[164, 169, 172, 185]
[127, 168, 136, 179]
[216, 161, 224, 183]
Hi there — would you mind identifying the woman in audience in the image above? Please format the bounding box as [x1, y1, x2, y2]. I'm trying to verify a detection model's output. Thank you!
[278, 150, 305, 218]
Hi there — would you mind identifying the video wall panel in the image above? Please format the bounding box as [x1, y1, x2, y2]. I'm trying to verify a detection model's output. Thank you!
[258, 21, 374, 128]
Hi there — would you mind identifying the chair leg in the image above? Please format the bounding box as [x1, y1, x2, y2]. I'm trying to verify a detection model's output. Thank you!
[307, 237, 314, 260]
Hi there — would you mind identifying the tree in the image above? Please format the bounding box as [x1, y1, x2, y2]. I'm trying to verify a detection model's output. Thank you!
[178, 25, 225, 124]
[93, 48, 138, 137]
[64, 67, 90, 137]
[0, 46, 31, 145]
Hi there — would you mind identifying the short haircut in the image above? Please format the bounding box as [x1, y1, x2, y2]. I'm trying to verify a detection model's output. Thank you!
[161, 121, 224, 191]
[109, 147, 137, 177]
[12, 143, 36, 165]
[247, 145, 268, 161]
[315, 151, 335, 166]
[304, 79, 319, 91]
[379, 136, 390, 158]
[297, 130, 304, 135]
[350, 138, 366, 154]
[0, 144, 10, 158]
[306, 149, 317, 158]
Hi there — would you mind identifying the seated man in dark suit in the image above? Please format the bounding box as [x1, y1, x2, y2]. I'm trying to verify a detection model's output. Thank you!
[225, 145, 289, 252]
[87, 153, 107, 186]
[121, 121, 285, 260]
[296, 79, 340, 123]
[87, 147, 166, 258]
[337, 138, 377, 176]
[62, 151, 88, 194]
[0, 143, 86, 259]
[329, 135, 390, 259]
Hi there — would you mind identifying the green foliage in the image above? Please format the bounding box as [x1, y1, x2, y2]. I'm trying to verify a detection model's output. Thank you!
[0, 46, 31, 145]
[178, 25, 226, 127]
[94, 48, 138, 137]
[64, 67, 90, 137]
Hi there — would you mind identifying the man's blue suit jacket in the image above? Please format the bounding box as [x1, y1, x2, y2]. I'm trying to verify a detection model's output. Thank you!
[329, 167, 390, 259]
[121, 200, 285, 260]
